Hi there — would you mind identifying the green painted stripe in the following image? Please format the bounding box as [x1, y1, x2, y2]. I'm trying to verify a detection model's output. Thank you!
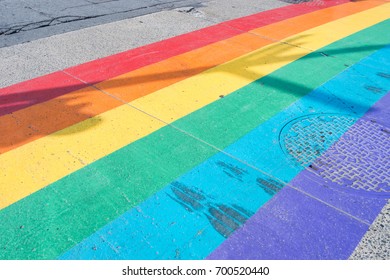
[0, 20, 389, 260]
[176, 21, 390, 147]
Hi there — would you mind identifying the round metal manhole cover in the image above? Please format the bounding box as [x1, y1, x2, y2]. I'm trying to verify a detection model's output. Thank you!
[279, 114, 390, 196]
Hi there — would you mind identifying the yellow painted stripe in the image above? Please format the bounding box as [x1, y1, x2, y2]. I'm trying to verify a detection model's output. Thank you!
[0, 92, 165, 208]
[129, 5, 390, 120]
[1, 4, 389, 209]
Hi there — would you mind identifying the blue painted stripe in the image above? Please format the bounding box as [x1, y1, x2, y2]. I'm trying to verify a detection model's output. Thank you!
[208, 185, 371, 259]
[60, 45, 390, 260]
[208, 92, 390, 259]
[225, 45, 390, 183]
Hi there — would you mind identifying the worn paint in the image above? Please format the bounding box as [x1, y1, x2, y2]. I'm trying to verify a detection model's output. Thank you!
[2, 1, 377, 155]
[0, 0, 389, 260]
[208, 92, 390, 260]
[0, 0, 353, 117]
[1, 6, 389, 210]
[59, 44, 390, 260]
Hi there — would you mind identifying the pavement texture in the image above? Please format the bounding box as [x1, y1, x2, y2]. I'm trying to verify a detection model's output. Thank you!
[0, 0, 389, 260]
[0, 0, 211, 48]
[350, 200, 390, 259]
[0, 0, 288, 87]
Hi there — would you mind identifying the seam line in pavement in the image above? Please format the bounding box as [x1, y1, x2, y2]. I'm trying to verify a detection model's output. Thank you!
[15, 6, 379, 229]
[287, 184, 372, 226]
[65, 67, 374, 229]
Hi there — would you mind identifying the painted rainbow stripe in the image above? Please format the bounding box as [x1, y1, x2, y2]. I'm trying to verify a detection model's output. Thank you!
[0, 0, 389, 260]
[1, 0, 373, 155]
[59, 44, 390, 260]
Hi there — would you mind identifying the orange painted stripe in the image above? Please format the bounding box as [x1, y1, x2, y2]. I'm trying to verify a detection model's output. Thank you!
[0, 1, 382, 155]
[0, 1, 347, 117]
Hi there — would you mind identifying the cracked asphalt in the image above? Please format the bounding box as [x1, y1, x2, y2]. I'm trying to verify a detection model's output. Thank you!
[0, 0, 210, 48]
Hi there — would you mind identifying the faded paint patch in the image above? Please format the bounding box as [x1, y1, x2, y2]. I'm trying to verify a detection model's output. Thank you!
[168, 181, 254, 238]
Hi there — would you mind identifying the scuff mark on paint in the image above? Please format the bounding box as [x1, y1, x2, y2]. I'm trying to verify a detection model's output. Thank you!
[206, 214, 233, 238]
[167, 181, 253, 238]
[166, 181, 205, 212]
[377, 72, 390, 79]
[217, 204, 252, 224]
[365, 85, 385, 94]
[216, 161, 248, 182]
[209, 206, 240, 231]
[256, 177, 284, 196]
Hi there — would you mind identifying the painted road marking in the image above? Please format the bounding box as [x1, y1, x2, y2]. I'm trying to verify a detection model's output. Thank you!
[59, 46, 390, 260]
[209, 185, 370, 260]
[128, 5, 390, 123]
[0, 1, 378, 154]
[0, 5, 388, 210]
[208, 93, 390, 260]
[1, 21, 389, 259]
[0, 0, 350, 116]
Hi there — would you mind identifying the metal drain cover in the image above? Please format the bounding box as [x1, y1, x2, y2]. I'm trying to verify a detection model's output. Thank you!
[280, 114, 390, 195]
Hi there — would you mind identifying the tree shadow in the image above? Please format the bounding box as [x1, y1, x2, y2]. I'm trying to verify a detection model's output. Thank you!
[0, 33, 387, 154]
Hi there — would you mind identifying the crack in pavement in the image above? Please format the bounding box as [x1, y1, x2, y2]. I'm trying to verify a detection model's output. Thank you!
[0, 16, 102, 35]
[0, 0, 205, 36]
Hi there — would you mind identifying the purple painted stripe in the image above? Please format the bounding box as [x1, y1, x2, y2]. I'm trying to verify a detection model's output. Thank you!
[290, 92, 390, 214]
[363, 92, 390, 127]
[208, 92, 390, 259]
[207, 187, 368, 259]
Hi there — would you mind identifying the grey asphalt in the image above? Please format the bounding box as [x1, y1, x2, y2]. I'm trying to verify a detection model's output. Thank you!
[350, 200, 390, 260]
[0, 0, 289, 87]
[0, 0, 389, 260]
[0, 0, 211, 48]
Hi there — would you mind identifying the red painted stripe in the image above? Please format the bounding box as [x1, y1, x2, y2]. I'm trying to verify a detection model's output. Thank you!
[66, 0, 348, 84]
[0, 0, 348, 116]
[0, 72, 85, 116]
[222, 0, 347, 31]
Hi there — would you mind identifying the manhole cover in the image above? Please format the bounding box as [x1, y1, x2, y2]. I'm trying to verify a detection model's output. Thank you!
[280, 114, 356, 166]
[280, 114, 390, 196]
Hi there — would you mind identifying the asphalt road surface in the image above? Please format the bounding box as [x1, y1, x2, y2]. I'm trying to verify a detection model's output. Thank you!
[0, 0, 211, 48]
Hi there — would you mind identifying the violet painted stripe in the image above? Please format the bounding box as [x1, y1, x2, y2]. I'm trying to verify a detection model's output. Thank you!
[209, 186, 369, 260]
[59, 42, 390, 260]
[208, 92, 390, 260]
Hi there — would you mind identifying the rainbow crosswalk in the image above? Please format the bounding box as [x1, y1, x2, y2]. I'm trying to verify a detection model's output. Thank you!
[0, 0, 389, 259]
